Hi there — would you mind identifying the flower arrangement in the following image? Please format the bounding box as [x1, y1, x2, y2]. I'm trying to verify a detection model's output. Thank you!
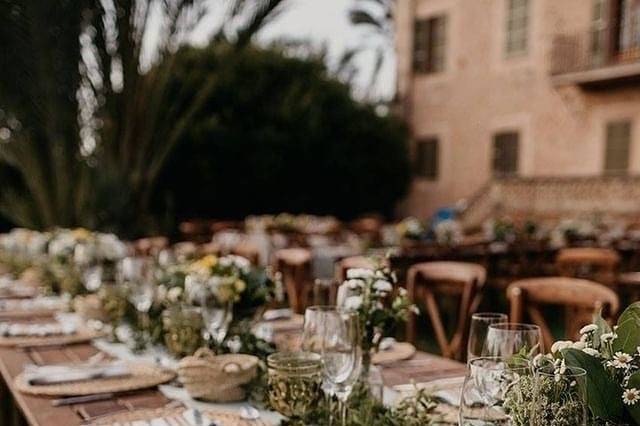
[395, 217, 426, 241]
[483, 217, 516, 243]
[336, 258, 417, 363]
[433, 219, 463, 246]
[513, 303, 640, 425]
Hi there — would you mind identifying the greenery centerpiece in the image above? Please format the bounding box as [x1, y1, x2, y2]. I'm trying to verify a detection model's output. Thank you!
[336, 258, 416, 373]
[506, 302, 640, 426]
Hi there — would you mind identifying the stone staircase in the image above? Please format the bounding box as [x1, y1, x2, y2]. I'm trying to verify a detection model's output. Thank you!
[458, 175, 640, 229]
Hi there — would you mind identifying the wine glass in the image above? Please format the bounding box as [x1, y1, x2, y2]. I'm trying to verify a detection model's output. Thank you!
[301, 306, 361, 426]
[459, 356, 532, 425]
[186, 275, 233, 349]
[483, 323, 542, 357]
[530, 364, 587, 426]
[119, 257, 155, 345]
[467, 313, 508, 362]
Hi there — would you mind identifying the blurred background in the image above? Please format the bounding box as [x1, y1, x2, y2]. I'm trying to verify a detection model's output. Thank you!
[0, 0, 639, 239]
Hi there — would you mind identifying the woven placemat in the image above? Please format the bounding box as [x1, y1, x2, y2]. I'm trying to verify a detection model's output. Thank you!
[15, 362, 176, 397]
[0, 326, 103, 347]
[86, 406, 272, 426]
[372, 342, 416, 365]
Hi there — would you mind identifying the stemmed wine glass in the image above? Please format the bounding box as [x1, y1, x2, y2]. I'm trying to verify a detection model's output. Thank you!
[119, 257, 155, 345]
[459, 356, 532, 425]
[186, 275, 233, 349]
[483, 322, 543, 358]
[467, 313, 508, 362]
[302, 306, 361, 426]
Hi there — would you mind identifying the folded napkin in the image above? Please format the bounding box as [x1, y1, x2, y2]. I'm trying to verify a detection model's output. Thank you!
[24, 361, 130, 386]
[263, 308, 292, 321]
[394, 376, 465, 407]
[0, 296, 65, 311]
[379, 337, 396, 351]
[0, 321, 76, 337]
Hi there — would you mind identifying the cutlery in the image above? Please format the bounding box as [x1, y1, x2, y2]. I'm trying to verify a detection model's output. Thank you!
[52, 392, 116, 406]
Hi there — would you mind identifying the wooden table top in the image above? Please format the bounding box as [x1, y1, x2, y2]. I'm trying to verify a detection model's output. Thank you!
[0, 337, 465, 426]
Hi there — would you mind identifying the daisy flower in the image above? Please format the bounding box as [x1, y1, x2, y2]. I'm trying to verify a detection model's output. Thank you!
[622, 388, 640, 406]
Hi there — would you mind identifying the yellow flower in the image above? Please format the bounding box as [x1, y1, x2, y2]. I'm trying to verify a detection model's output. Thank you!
[217, 285, 234, 304]
[72, 228, 91, 240]
[189, 254, 218, 275]
[234, 279, 246, 293]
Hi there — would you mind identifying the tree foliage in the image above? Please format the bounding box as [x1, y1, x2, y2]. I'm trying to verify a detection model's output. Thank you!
[154, 44, 411, 222]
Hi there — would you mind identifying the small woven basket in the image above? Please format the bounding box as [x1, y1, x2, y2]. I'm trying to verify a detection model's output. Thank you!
[177, 348, 259, 402]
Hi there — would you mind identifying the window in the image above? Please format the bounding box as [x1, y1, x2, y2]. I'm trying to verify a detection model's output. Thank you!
[413, 15, 447, 74]
[414, 138, 439, 180]
[604, 120, 632, 174]
[505, 0, 530, 57]
[492, 132, 519, 176]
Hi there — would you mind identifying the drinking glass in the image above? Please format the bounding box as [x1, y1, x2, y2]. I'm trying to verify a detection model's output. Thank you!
[119, 257, 155, 345]
[530, 365, 587, 426]
[301, 306, 361, 426]
[483, 323, 542, 357]
[267, 351, 323, 425]
[467, 313, 508, 362]
[162, 305, 204, 357]
[186, 275, 233, 348]
[459, 356, 532, 426]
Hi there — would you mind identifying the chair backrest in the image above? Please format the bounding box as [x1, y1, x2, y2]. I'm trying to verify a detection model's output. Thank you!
[334, 256, 385, 283]
[273, 248, 313, 314]
[406, 261, 486, 360]
[556, 247, 620, 285]
[134, 236, 169, 256]
[507, 277, 620, 350]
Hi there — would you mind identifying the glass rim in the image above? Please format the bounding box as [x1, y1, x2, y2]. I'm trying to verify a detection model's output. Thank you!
[468, 356, 532, 371]
[305, 305, 358, 317]
[488, 322, 541, 332]
[267, 351, 323, 371]
[472, 312, 509, 320]
[536, 364, 587, 377]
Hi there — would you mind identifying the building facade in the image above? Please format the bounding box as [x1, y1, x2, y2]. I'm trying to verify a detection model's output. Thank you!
[395, 0, 640, 219]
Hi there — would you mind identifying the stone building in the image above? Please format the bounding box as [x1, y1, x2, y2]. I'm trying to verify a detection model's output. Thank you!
[395, 0, 640, 219]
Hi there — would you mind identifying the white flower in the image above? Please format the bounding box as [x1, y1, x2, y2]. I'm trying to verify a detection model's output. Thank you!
[579, 324, 598, 334]
[571, 341, 586, 350]
[609, 352, 633, 369]
[346, 268, 374, 280]
[600, 332, 617, 343]
[226, 336, 242, 354]
[344, 296, 363, 311]
[622, 388, 640, 406]
[218, 255, 251, 273]
[582, 348, 600, 357]
[373, 279, 392, 293]
[167, 287, 183, 303]
[345, 279, 363, 290]
[551, 340, 573, 353]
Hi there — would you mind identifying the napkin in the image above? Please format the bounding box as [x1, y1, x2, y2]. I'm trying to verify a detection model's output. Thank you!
[0, 321, 76, 337]
[182, 408, 220, 426]
[24, 361, 130, 386]
[0, 296, 65, 311]
[263, 308, 292, 321]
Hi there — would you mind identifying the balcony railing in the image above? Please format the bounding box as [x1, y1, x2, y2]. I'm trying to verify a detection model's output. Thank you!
[550, 24, 640, 86]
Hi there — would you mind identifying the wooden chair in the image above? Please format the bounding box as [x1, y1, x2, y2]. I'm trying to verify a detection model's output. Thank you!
[556, 247, 620, 286]
[507, 277, 620, 351]
[134, 237, 169, 257]
[273, 248, 313, 314]
[334, 256, 384, 283]
[406, 261, 486, 360]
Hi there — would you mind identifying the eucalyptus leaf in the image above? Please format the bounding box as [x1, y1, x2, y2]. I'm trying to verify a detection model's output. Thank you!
[563, 348, 624, 420]
[626, 372, 640, 424]
[592, 308, 612, 350]
[613, 302, 640, 354]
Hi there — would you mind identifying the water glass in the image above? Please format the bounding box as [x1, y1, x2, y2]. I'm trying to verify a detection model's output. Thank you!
[267, 352, 323, 425]
[467, 313, 508, 362]
[483, 323, 542, 357]
[162, 305, 204, 358]
[185, 275, 233, 347]
[459, 356, 532, 425]
[530, 365, 587, 426]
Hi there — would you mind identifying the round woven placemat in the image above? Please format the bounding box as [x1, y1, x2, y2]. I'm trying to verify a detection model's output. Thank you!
[0, 327, 103, 347]
[15, 362, 175, 396]
[87, 406, 271, 426]
[372, 342, 416, 364]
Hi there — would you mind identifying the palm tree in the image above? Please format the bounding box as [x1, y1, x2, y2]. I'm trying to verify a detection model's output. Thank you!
[0, 0, 286, 235]
[346, 0, 395, 100]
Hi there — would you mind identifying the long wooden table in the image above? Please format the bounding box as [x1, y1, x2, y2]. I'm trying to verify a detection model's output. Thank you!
[0, 339, 465, 425]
